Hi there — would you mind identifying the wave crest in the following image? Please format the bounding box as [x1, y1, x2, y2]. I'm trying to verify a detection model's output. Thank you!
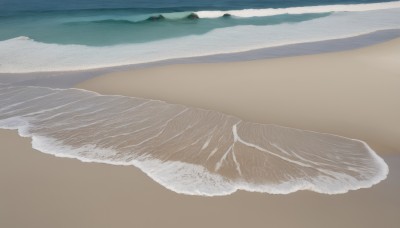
[63, 1, 400, 25]
[195, 1, 400, 18]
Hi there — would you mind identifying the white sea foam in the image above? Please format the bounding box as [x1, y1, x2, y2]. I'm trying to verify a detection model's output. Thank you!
[0, 85, 389, 196]
[0, 7, 400, 73]
[195, 1, 400, 18]
[142, 2, 400, 21]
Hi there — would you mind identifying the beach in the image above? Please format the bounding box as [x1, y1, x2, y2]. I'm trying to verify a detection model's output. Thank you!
[1, 37, 399, 227]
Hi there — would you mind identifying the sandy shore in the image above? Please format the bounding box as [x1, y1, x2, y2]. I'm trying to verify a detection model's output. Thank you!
[79, 38, 400, 154]
[1, 129, 399, 228]
[1, 38, 400, 227]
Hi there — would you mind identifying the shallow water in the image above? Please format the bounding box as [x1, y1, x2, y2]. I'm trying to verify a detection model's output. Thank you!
[0, 84, 388, 196]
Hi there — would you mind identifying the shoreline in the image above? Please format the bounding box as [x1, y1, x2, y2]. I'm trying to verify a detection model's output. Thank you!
[1, 29, 400, 88]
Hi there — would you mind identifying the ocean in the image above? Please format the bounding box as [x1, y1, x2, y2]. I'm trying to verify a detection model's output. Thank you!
[0, 0, 400, 72]
[0, 0, 398, 196]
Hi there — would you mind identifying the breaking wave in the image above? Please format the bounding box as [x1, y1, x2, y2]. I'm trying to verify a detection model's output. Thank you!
[69, 1, 400, 23]
[194, 1, 400, 18]
[64, 12, 326, 26]
[0, 84, 388, 196]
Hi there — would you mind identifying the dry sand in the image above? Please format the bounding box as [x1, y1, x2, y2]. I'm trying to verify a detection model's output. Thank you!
[79, 38, 400, 154]
[1, 39, 400, 227]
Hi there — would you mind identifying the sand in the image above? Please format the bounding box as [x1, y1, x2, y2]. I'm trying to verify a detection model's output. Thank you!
[1, 129, 399, 228]
[79, 38, 400, 154]
[1, 38, 400, 227]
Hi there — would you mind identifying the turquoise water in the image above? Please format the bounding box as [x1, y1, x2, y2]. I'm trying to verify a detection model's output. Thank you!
[0, 0, 397, 46]
[0, 11, 330, 46]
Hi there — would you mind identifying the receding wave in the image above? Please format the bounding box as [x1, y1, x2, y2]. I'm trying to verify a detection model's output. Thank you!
[0, 85, 388, 196]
